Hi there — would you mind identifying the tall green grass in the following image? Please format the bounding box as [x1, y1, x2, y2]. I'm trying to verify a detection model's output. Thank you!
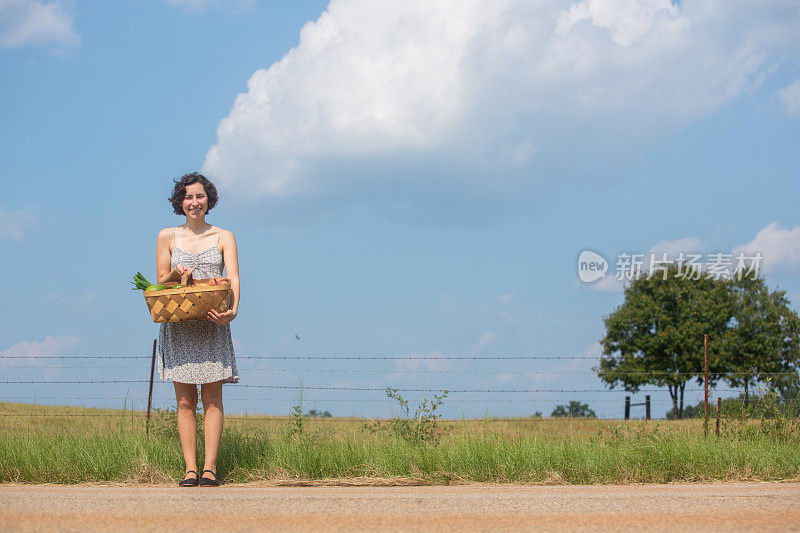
[1, 402, 798, 484]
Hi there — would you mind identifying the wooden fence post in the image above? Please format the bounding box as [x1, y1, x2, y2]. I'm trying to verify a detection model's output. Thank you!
[704, 334, 709, 436]
[146, 338, 156, 436]
[645, 395, 651, 420]
[624, 396, 630, 420]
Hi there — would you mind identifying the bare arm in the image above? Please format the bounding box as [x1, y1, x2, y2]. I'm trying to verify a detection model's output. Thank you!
[207, 229, 239, 325]
[221, 230, 240, 314]
[156, 228, 190, 283]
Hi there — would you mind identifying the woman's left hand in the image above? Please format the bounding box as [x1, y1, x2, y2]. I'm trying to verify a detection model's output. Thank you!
[207, 308, 237, 325]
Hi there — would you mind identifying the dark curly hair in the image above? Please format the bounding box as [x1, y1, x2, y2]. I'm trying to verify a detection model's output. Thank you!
[168, 172, 219, 215]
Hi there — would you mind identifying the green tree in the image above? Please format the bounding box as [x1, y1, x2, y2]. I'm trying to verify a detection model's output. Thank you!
[597, 265, 732, 418]
[550, 401, 596, 418]
[722, 275, 800, 403]
[665, 403, 704, 419]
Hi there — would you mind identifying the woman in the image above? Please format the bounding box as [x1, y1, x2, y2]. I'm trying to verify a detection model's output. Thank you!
[155, 172, 240, 488]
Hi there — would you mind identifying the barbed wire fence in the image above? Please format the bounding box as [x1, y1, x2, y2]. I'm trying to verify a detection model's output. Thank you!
[2, 341, 798, 427]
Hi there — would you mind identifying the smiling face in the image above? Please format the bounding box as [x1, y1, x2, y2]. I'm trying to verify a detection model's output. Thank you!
[182, 182, 208, 219]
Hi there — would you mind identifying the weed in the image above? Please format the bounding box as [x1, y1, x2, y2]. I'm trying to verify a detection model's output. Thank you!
[749, 381, 798, 441]
[287, 381, 305, 437]
[364, 386, 451, 444]
[720, 380, 800, 442]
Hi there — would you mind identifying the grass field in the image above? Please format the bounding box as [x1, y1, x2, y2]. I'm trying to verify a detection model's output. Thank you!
[1, 401, 798, 485]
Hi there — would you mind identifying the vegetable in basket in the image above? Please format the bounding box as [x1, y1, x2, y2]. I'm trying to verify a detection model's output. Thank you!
[131, 272, 166, 292]
[133, 272, 229, 292]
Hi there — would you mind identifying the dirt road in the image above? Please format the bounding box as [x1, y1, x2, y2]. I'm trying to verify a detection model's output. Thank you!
[1, 482, 798, 531]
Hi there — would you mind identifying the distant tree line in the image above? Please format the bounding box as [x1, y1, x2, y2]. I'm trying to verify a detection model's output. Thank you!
[666, 393, 800, 420]
[550, 401, 596, 418]
[597, 266, 800, 418]
[528, 402, 597, 418]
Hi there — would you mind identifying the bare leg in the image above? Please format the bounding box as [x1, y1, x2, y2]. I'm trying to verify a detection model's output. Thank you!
[201, 380, 224, 478]
[174, 382, 198, 481]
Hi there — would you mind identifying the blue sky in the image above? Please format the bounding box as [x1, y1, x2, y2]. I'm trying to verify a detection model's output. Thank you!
[2, 0, 800, 419]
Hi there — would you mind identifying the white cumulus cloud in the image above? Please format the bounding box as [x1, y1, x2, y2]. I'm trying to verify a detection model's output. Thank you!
[583, 273, 624, 292]
[203, 0, 800, 214]
[585, 341, 603, 358]
[556, 0, 682, 47]
[0, 0, 79, 49]
[732, 222, 800, 274]
[0, 203, 36, 241]
[0, 334, 79, 367]
[495, 293, 514, 304]
[648, 237, 705, 260]
[471, 331, 498, 353]
[394, 350, 453, 371]
[778, 79, 800, 116]
[436, 293, 460, 315]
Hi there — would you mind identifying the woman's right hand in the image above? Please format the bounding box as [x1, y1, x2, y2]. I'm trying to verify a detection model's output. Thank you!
[174, 264, 193, 277]
[171, 264, 193, 282]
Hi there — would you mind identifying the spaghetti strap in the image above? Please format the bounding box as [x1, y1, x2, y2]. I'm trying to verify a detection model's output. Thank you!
[217, 230, 222, 249]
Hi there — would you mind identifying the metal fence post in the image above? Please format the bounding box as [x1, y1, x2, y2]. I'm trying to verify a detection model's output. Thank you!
[146, 338, 156, 436]
[645, 395, 651, 420]
[715, 397, 721, 437]
[624, 396, 630, 420]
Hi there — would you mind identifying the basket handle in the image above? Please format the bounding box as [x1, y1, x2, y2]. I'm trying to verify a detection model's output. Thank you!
[180, 270, 194, 286]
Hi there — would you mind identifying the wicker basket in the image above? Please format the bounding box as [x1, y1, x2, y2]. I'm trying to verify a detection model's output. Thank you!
[144, 279, 232, 323]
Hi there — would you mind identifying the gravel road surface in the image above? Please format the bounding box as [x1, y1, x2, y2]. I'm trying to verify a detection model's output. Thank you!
[1, 482, 798, 532]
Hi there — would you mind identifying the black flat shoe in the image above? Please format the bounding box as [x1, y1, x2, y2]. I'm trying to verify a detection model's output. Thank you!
[179, 470, 198, 487]
[199, 469, 219, 487]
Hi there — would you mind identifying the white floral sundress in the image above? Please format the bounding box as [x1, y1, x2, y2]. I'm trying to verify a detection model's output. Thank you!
[157, 227, 239, 384]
